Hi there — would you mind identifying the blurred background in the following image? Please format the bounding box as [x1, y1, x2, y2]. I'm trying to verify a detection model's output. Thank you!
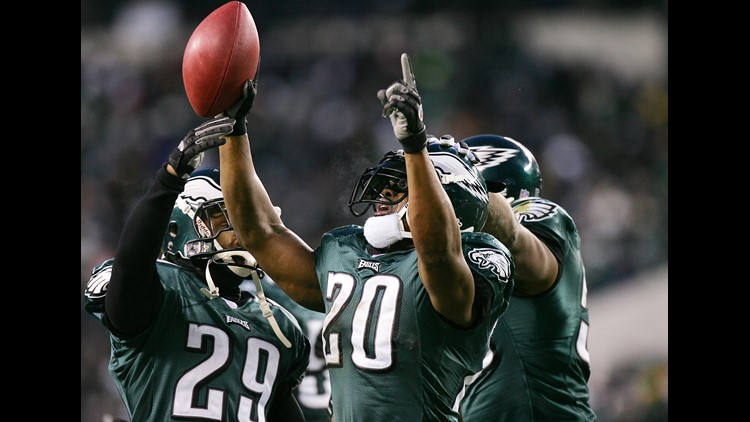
[81, 1, 667, 421]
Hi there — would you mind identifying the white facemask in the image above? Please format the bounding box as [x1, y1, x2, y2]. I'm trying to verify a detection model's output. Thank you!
[363, 205, 412, 249]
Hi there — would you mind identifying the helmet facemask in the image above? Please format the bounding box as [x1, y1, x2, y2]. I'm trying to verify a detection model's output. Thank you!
[187, 198, 264, 280]
[349, 151, 413, 248]
[159, 168, 291, 347]
[348, 150, 409, 217]
[350, 140, 489, 249]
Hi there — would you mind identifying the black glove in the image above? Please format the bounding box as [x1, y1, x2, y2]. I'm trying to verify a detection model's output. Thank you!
[223, 59, 260, 136]
[377, 53, 426, 153]
[168, 116, 235, 179]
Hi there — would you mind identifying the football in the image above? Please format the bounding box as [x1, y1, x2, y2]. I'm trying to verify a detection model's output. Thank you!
[182, 1, 260, 117]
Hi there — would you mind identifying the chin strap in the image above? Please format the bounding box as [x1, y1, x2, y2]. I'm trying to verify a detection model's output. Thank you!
[201, 260, 221, 299]
[397, 203, 412, 240]
[202, 253, 291, 349]
[198, 203, 292, 347]
[249, 268, 292, 348]
[202, 248, 254, 298]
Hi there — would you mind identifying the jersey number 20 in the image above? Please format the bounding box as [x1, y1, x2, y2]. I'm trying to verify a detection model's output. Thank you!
[321, 272, 401, 371]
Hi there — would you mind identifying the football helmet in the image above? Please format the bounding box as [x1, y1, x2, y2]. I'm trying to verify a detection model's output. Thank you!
[462, 134, 542, 200]
[348, 136, 489, 233]
[162, 168, 262, 278]
[348, 150, 409, 218]
[162, 167, 223, 262]
[161, 167, 291, 347]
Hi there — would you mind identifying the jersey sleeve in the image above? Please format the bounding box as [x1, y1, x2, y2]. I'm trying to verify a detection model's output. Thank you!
[512, 198, 580, 252]
[461, 232, 515, 324]
[83, 258, 115, 326]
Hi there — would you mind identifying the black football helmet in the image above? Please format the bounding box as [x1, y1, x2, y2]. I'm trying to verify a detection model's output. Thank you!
[462, 134, 542, 201]
[348, 136, 489, 232]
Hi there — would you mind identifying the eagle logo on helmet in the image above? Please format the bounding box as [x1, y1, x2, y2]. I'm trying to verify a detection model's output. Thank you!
[179, 173, 222, 208]
[468, 146, 519, 171]
[430, 152, 487, 202]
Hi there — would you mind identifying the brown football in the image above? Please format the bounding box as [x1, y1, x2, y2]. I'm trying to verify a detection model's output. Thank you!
[182, 1, 259, 117]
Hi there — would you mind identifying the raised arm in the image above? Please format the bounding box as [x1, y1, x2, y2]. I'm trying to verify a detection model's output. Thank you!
[219, 77, 324, 311]
[106, 117, 233, 337]
[378, 54, 475, 326]
[482, 192, 558, 296]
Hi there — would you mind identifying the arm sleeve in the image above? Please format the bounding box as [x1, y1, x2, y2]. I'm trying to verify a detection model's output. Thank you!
[105, 164, 187, 338]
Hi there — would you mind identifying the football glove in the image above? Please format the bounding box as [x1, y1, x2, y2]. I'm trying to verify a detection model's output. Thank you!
[168, 116, 235, 179]
[377, 53, 427, 153]
[223, 59, 260, 136]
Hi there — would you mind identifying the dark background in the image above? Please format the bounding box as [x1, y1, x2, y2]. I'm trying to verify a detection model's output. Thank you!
[82, 1, 668, 420]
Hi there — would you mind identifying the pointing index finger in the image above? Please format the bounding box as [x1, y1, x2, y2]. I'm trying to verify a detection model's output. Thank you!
[401, 53, 416, 89]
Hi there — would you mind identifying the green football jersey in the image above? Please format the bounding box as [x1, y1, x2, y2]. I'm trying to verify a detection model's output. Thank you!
[243, 277, 332, 422]
[460, 198, 596, 421]
[84, 258, 310, 422]
[315, 225, 514, 422]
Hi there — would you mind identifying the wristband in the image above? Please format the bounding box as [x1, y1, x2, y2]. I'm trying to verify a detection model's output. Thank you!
[399, 128, 427, 153]
[230, 116, 247, 136]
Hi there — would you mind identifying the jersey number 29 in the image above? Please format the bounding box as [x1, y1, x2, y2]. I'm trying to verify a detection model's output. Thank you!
[174, 323, 280, 422]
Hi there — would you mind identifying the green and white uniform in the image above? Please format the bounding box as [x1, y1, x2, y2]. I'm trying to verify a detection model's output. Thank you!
[460, 198, 595, 421]
[315, 226, 514, 422]
[85, 258, 310, 422]
[244, 278, 332, 422]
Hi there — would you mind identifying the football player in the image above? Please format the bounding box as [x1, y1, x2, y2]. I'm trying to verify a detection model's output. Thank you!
[459, 134, 596, 421]
[241, 264, 332, 422]
[218, 53, 515, 421]
[84, 118, 310, 422]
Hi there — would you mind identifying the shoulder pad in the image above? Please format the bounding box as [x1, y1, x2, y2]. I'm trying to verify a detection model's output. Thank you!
[325, 224, 363, 238]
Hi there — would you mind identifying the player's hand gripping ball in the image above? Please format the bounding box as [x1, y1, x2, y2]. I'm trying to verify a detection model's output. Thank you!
[182, 1, 260, 117]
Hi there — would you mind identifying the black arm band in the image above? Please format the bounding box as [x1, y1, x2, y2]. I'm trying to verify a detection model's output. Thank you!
[399, 128, 427, 153]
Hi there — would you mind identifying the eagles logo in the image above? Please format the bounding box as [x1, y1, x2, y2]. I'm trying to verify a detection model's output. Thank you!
[468, 248, 511, 282]
[431, 152, 488, 202]
[357, 259, 381, 272]
[85, 264, 113, 299]
[469, 146, 518, 171]
[513, 200, 558, 223]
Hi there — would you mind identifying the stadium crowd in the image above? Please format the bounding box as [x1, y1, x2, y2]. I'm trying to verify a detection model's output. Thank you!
[82, 1, 667, 420]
